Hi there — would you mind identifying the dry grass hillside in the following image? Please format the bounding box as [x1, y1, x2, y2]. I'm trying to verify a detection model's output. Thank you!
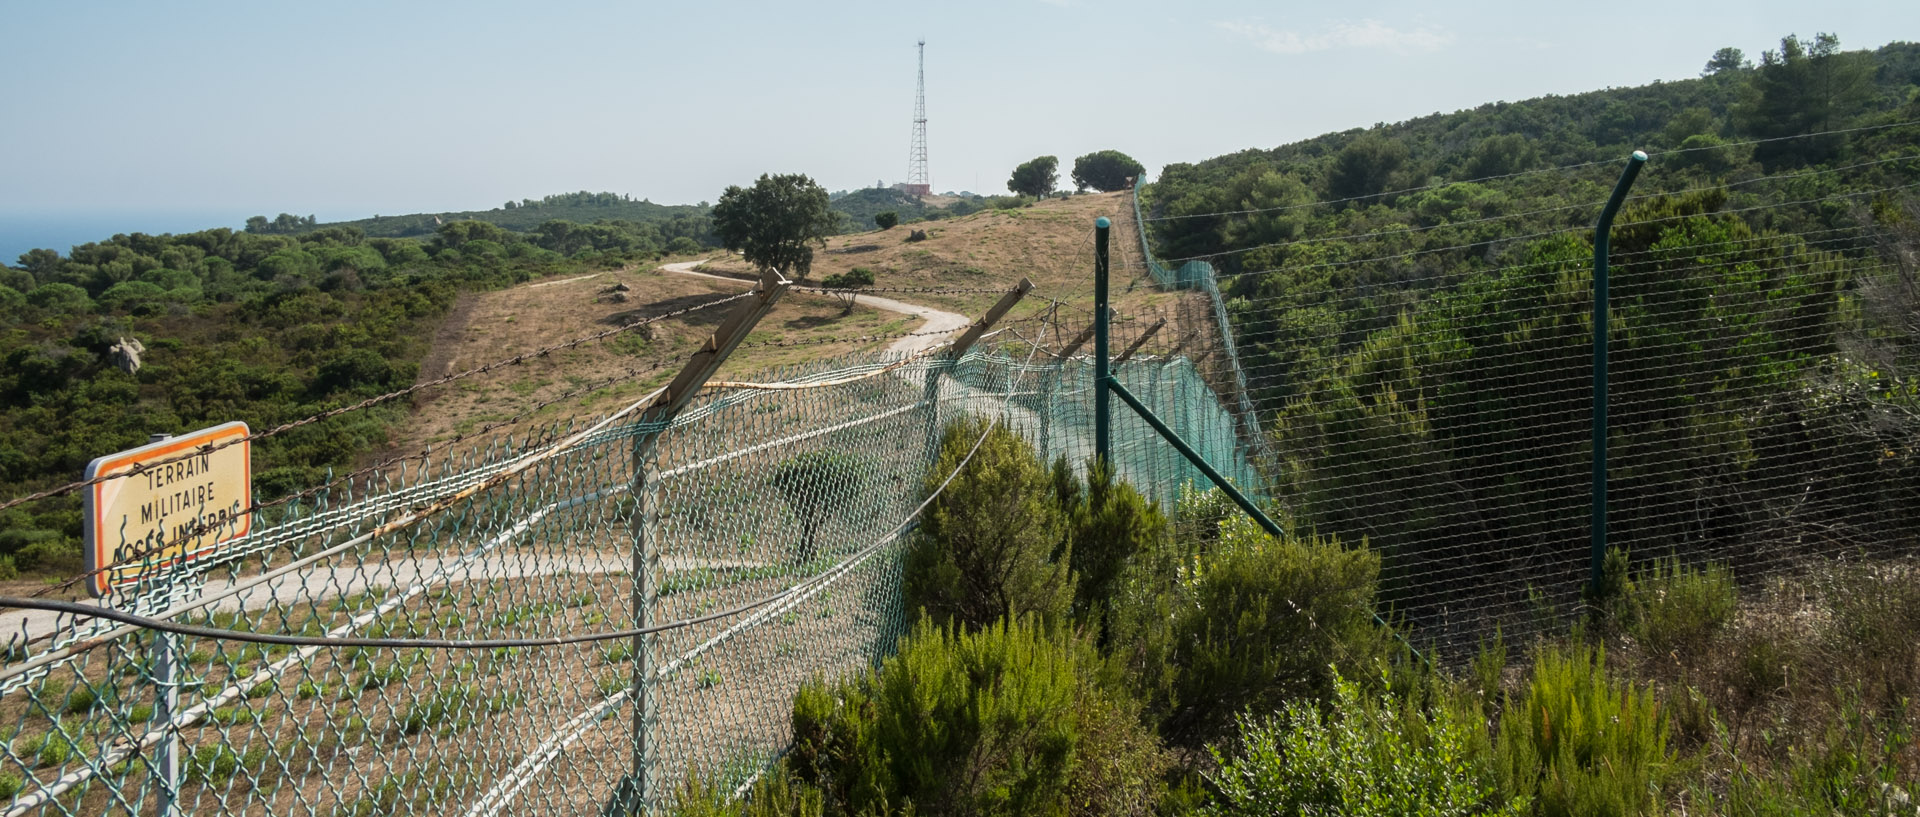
[697, 192, 1189, 323]
[386, 262, 909, 455]
[386, 192, 1223, 460]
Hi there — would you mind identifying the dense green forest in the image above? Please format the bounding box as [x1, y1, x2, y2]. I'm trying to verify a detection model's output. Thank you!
[0, 217, 687, 577]
[1142, 36, 1920, 620]
[256, 190, 717, 242]
[252, 187, 985, 243]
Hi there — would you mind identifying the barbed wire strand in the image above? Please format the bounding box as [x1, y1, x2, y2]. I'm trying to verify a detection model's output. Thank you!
[0, 290, 757, 514]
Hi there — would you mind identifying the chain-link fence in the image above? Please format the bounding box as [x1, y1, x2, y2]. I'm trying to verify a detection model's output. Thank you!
[0, 330, 1258, 815]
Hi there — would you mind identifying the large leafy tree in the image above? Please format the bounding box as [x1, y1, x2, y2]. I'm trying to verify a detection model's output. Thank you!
[1007, 155, 1059, 198]
[1070, 150, 1145, 192]
[711, 173, 838, 279]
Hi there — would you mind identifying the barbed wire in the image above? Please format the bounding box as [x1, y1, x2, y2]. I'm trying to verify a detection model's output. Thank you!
[0, 336, 1018, 655]
[0, 290, 753, 514]
[21, 358, 680, 603]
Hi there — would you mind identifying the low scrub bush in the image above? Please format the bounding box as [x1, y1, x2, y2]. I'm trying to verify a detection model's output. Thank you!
[1205, 673, 1516, 817]
[903, 418, 1071, 633]
[1625, 556, 1737, 656]
[1496, 644, 1669, 817]
[1061, 459, 1170, 647]
[670, 767, 825, 816]
[789, 616, 1168, 816]
[1113, 514, 1390, 748]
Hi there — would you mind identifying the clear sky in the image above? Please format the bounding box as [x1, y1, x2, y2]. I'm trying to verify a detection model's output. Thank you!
[2, 1, 1915, 226]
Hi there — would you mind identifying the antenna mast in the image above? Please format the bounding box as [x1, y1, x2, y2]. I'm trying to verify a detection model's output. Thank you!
[906, 39, 930, 197]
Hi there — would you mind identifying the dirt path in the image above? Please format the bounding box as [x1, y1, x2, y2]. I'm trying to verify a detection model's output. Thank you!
[659, 260, 969, 355]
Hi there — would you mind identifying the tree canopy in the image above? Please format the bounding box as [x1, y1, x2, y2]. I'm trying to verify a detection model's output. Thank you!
[1703, 46, 1750, 76]
[1007, 156, 1059, 198]
[1070, 150, 1145, 192]
[711, 173, 838, 279]
[1736, 33, 1874, 168]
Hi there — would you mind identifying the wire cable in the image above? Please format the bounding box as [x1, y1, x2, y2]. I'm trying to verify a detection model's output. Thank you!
[0, 289, 753, 514]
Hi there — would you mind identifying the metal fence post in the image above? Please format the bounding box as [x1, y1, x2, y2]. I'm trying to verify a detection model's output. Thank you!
[617, 269, 791, 815]
[1094, 217, 1112, 464]
[626, 462, 656, 816]
[152, 630, 180, 817]
[1591, 150, 1648, 591]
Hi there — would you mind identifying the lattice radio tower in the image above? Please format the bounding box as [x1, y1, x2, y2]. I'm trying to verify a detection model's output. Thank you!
[905, 39, 931, 197]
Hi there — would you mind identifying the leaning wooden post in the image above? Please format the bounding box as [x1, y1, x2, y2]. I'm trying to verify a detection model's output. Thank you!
[922, 279, 1034, 461]
[622, 268, 788, 816]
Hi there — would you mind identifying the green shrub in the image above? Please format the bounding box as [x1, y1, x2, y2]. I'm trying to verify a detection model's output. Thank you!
[15, 727, 85, 768]
[1496, 644, 1669, 817]
[873, 212, 899, 231]
[1204, 673, 1517, 817]
[13, 538, 80, 572]
[1115, 516, 1388, 748]
[1061, 459, 1170, 647]
[328, 769, 466, 817]
[62, 684, 102, 715]
[903, 418, 1071, 633]
[789, 616, 1168, 816]
[0, 555, 17, 580]
[669, 767, 826, 816]
[355, 660, 412, 690]
[1626, 556, 1737, 656]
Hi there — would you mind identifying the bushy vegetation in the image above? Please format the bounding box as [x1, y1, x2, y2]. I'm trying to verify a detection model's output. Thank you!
[902, 418, 1072, 632]
[787, 617, 1167, 816]
[1116, 514, 1393, 749]
[1206, 674, 1514, 817]
[689, 415, 1920, 817]
[1495, 645, 1670, 817]
[1145, 36, 1920, 625]
[274, 190, 717, 243]
[0, 214, 673, 572]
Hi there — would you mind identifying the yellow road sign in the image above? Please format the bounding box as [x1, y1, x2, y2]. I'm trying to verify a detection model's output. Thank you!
[83, 422, 252, 597]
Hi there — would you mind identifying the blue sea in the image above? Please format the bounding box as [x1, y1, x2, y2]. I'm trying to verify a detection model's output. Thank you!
[0, 211, 252, 269]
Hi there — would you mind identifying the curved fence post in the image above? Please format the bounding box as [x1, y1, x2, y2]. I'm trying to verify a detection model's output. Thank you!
[1591, 150, 1649, 593]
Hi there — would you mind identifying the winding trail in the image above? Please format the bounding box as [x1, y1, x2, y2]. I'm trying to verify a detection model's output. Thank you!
[658, 260, 970, 355]
[9, 265, 971, 642]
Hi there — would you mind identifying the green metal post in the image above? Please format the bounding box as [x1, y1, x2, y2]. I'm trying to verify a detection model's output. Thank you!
[1106, 379, 1281, 539]
[1591, 150, 1648, 590]
[1094, 217, 1112, 464]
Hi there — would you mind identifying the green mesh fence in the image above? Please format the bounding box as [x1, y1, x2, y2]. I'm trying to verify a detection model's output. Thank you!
[1137, 153, 1920, 656]
[0, 336, 1259, 815]
[1130, 177, 1273, 473]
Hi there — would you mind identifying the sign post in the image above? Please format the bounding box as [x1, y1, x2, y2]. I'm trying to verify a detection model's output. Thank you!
[82, 422, 252, 598]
